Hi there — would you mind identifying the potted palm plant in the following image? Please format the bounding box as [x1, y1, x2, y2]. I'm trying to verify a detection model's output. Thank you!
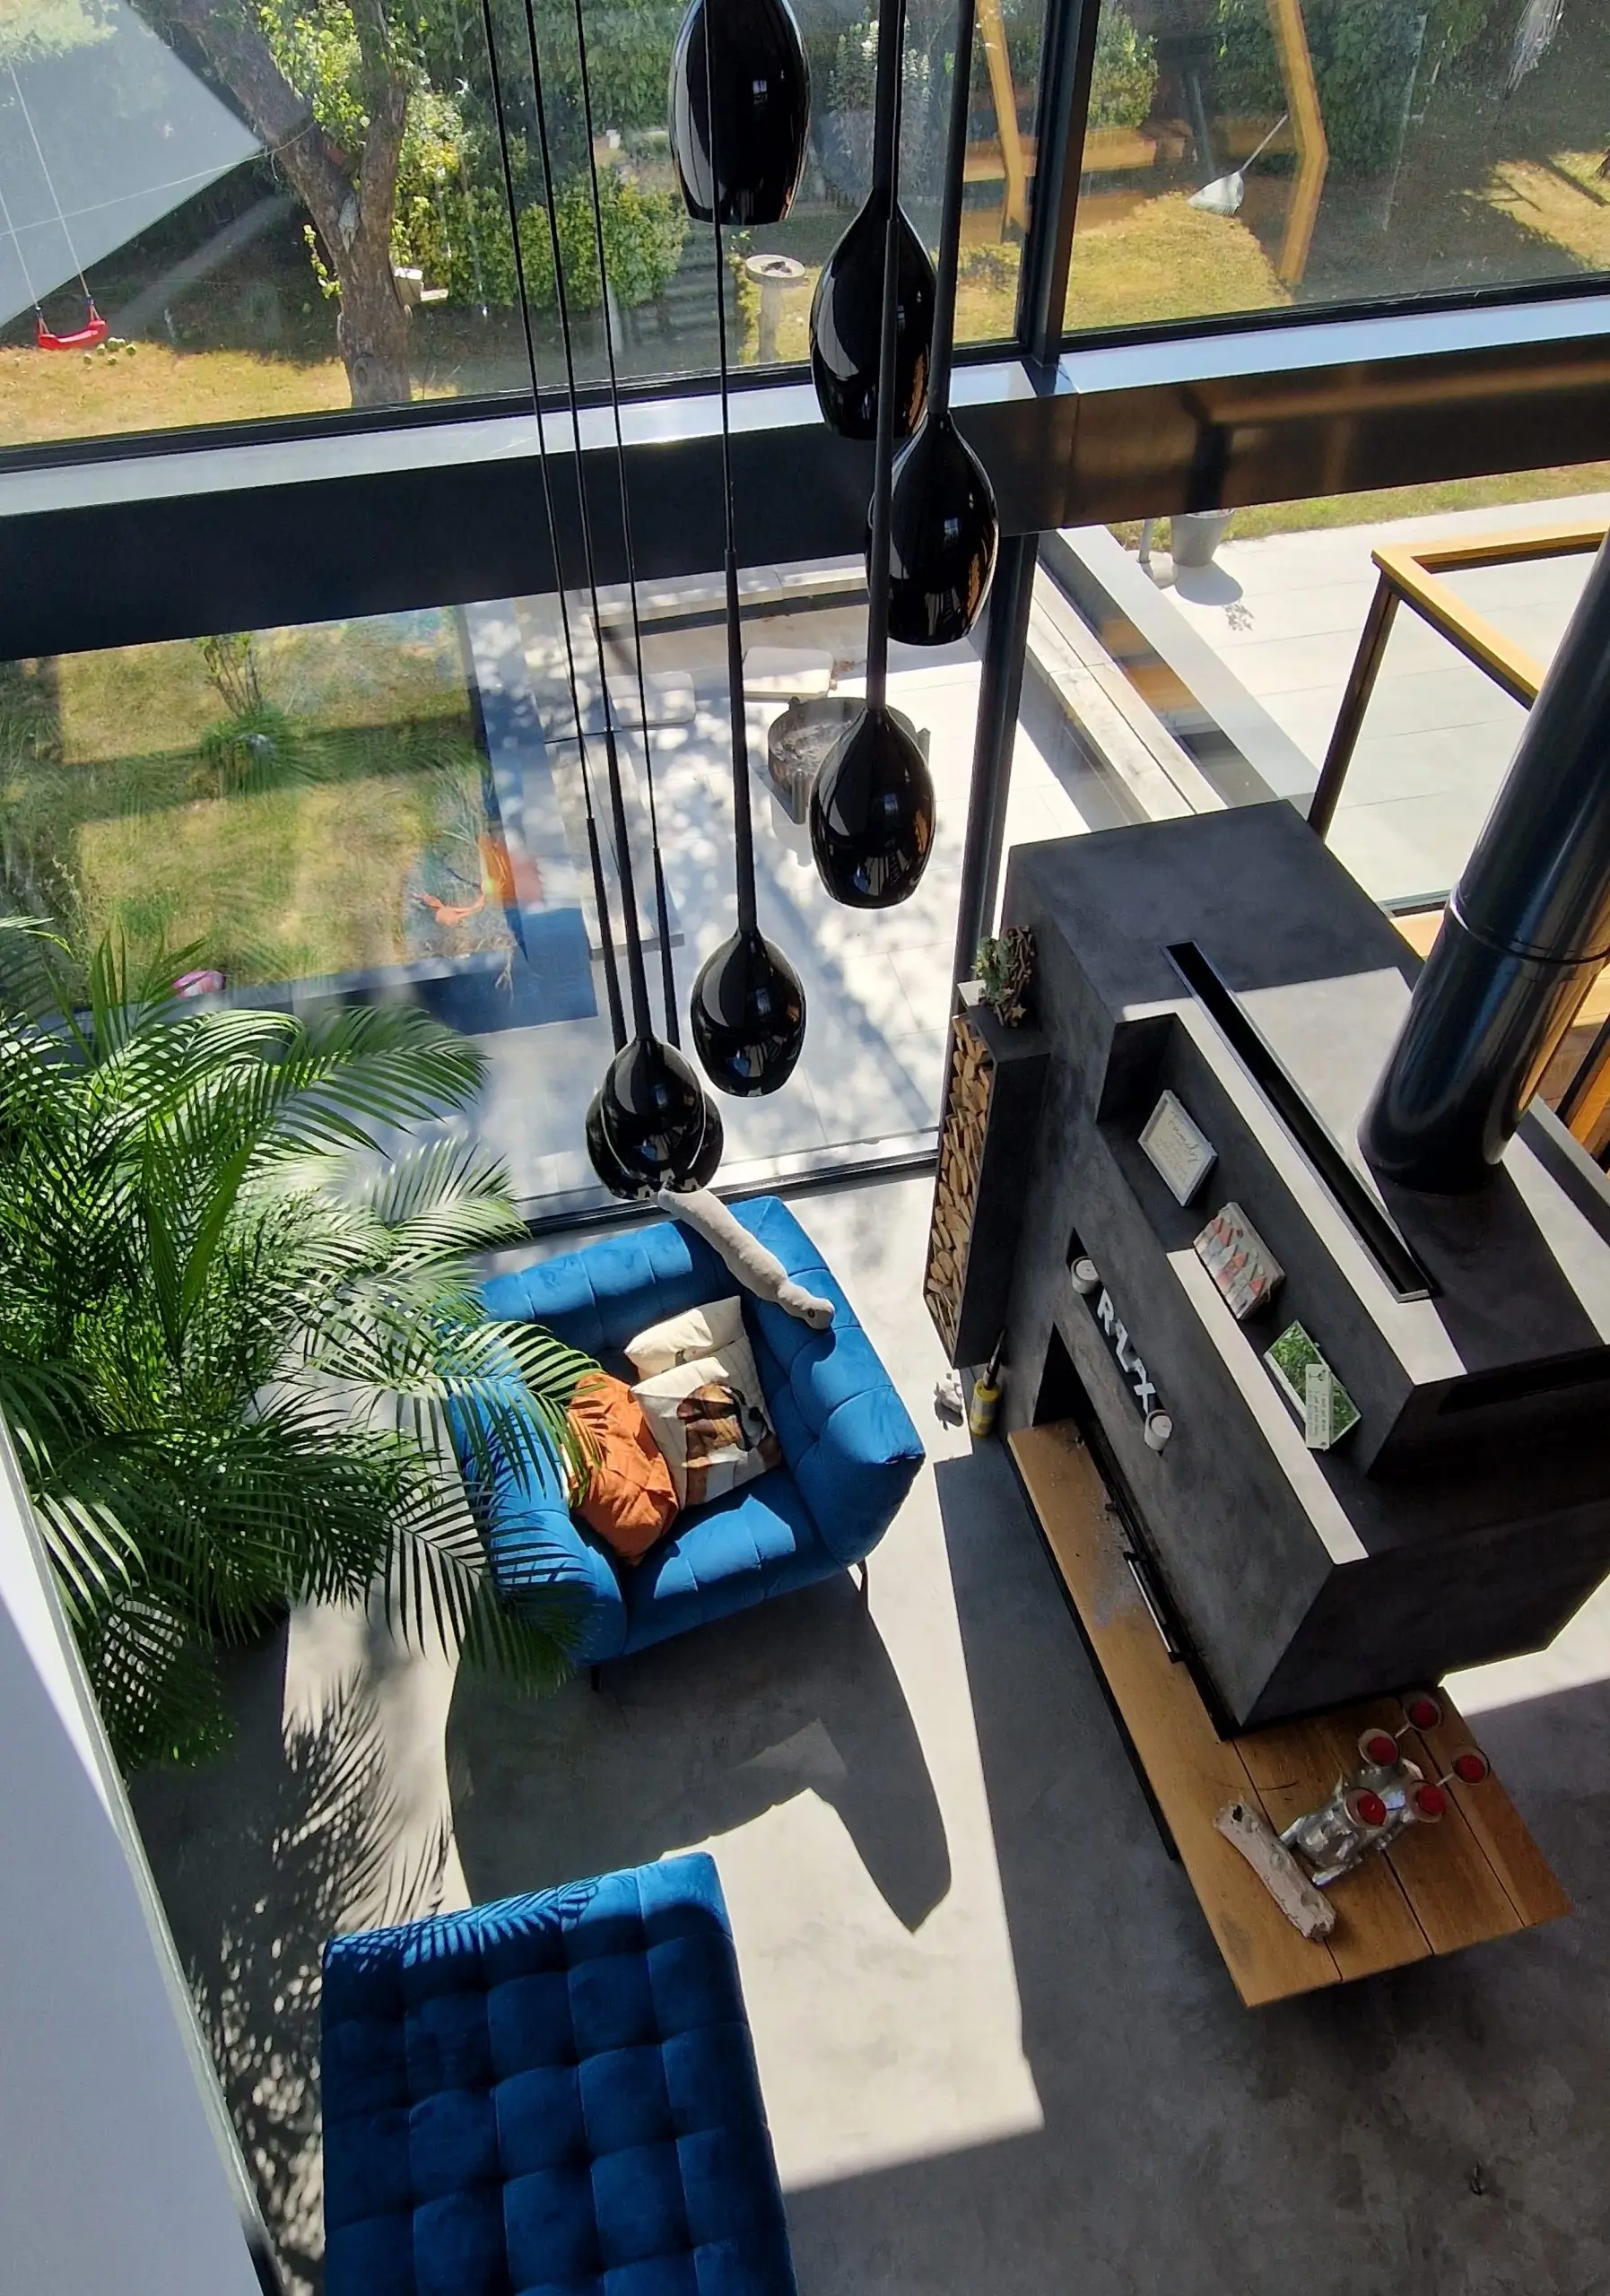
[0, 923, 596, 1772]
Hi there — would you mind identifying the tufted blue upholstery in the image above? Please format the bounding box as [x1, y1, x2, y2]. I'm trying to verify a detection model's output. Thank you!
[321, 1855, 797, 2296]
[457, 1198, 924, 1665]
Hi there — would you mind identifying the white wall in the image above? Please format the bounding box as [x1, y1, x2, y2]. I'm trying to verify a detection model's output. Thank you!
[0, 1422, 269, 2296]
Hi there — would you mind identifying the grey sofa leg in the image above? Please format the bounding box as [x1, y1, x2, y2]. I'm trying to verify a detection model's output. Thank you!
[590, 1664, 603, 1692]
[856, 1561, 870, 1605]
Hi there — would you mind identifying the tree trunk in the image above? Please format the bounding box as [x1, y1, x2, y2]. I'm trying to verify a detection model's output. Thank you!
[332, 218, 413, 407]
[133, 0, 413, 412]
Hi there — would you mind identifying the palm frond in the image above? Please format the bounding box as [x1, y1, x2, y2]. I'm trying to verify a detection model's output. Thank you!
[32, 1490, 138, 1627]
[83, 1596, 232, 1772]
[380, 1482, 582, 1690]
[0, 926, 594, 1769]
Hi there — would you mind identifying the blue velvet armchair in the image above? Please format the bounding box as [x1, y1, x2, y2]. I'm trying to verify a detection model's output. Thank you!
[321, 1853, 797, 2295]
[457, 1196, 924, 1665]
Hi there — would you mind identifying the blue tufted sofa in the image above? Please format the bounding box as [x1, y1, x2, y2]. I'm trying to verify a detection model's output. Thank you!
[457, 1196, 924, 1666]
[321, 1853, 796, 2296]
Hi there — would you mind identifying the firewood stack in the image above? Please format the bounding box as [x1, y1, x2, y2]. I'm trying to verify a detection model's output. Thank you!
[924, 1013, 994, 1354]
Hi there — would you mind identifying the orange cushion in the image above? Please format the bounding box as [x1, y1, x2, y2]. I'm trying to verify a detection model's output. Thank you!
[568, 1371, 679, 1563]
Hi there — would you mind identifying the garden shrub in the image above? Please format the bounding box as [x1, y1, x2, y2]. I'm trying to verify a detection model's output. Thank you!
[1089, 5, 1159, 135]
[1214, 0, 1430, 176]
[395, 165, 685, 313]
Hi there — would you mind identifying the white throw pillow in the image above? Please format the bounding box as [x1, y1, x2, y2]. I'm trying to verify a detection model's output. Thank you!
[631, 1337, 781, 1509]
[625, 1294, 747, 1379]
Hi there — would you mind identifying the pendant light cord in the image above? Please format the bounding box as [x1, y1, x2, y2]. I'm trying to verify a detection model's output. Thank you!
[510, 0, 655, 1044]
[480, 0, 626, 1049]
[927, 0, 977, 421]
[865, 0, 909, 713]
[702, 9, 759, 936]
[566, 0, 683, 1039]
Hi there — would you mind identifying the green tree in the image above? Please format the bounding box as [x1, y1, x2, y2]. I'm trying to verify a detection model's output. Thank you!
[0, 925, 597, 1771]
[132, 0, 418, 403]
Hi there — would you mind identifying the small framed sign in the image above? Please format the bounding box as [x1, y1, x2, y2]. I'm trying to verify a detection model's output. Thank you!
[1194, 1201, 1284, 1322]
[1139, 1091, 1216, 1207]
[1265, 1323, 1360, 1450]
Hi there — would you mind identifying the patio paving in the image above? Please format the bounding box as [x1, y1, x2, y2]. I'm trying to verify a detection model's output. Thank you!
[1155, 494, 1609, 906]
[134, 1171, 1610, 2296]
[452, 574, 1096, 1215]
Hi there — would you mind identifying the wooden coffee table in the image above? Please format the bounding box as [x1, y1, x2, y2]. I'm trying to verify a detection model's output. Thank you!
[1011, 1421, 1571, 2007]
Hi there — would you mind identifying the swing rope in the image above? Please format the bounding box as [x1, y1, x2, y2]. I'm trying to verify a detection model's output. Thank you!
[0, 154, 35, 315]
[9, 64, 96, 315]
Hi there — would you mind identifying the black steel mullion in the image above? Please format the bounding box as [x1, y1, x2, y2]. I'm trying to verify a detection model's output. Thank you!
[1016, 0, 1103, 370]
[952, 531, 1039, 984]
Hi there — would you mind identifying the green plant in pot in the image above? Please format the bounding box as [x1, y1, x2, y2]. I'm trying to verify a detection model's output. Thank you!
[0, 924, 597, 1772]
[975, 926, 1035, 1026]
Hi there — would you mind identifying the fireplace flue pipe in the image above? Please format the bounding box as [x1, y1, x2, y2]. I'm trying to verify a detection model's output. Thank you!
[1362, 533, 1610, 1193]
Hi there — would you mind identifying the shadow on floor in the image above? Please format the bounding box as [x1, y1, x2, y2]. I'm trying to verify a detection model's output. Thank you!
[448, 1570, 950, 1935]
[783, 1439, 1610, 2296]
[132, 1625, 448, 2296]
[1171, 561, 1245, 608]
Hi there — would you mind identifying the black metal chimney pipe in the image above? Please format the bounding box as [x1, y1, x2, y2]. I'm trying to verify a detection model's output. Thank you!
[1363, 533, 1610, 1193]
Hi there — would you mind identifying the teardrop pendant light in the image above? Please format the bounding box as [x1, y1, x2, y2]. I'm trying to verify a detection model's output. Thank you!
[680, 0, 807, 1097]
[809, 0, 934, 441]
[669, 0, 810, 226]
[811, 0, 936, 913]
[492, 0, 717, 1198]
[884, 0, 997, 647]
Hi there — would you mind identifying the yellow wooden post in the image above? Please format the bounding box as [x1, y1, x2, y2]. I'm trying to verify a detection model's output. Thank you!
[1266, 0, 1327, 286]
[973, 0, 1029, 234]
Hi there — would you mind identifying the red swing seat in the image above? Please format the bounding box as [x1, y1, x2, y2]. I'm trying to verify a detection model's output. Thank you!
[37, 302, 108, 352]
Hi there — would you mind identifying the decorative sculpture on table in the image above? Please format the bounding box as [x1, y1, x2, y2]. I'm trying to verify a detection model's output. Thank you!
[672, 0, 809, 1098]
[885, 0, 999, 648]
[809, 0, 936, 913]
[1217, 1689, 1493, 1938]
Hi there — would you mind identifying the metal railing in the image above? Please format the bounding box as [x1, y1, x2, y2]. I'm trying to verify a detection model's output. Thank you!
[1307, 517, 1610, 1163]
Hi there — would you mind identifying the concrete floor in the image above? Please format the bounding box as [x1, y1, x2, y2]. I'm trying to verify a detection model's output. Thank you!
[135, 1172, 1610, 2296]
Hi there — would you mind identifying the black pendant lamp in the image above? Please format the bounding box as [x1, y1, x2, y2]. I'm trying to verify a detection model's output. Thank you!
[884, 0, 998, 647]
[669, 0, 810, 226]
[809, 0, 934, 440]
[680, 0, 807, 1097]
[495, 0, 716, 1198]
[810, 37, 936, 912]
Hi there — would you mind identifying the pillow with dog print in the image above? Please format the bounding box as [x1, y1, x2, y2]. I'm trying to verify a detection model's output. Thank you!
[624, 1293, 746, 1379]
[631, 1335, 781, 1509]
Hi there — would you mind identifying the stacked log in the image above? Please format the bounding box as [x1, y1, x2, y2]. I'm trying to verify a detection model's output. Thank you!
[925, 1013, 994, 1355]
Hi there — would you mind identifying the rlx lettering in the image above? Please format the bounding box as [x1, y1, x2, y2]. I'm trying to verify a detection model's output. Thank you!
[1093, 1287, 1159, 1417]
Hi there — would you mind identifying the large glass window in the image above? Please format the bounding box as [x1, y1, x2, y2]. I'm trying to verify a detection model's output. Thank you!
[0, 0, 1037, 458]
[1040, 458, 1610, 909]
[0, 557, 1022, 1211]
[1064, 0, 1610, 338]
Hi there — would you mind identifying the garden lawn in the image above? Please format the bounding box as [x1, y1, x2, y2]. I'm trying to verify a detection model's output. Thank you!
[1479, 151, 1610, 274]
[1108, 463, 1610, 549]
[0, 342, 357, 450]
[1, 616, 483, 983]
[73, 767, 448, 984]
[1065, 193, 1289, 332]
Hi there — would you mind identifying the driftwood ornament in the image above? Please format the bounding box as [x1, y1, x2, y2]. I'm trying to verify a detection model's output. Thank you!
[1215, 1801, 1335, 1940]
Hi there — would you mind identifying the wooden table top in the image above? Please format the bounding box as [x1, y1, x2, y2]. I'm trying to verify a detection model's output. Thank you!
[1011, 1421, 1571, 2008]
